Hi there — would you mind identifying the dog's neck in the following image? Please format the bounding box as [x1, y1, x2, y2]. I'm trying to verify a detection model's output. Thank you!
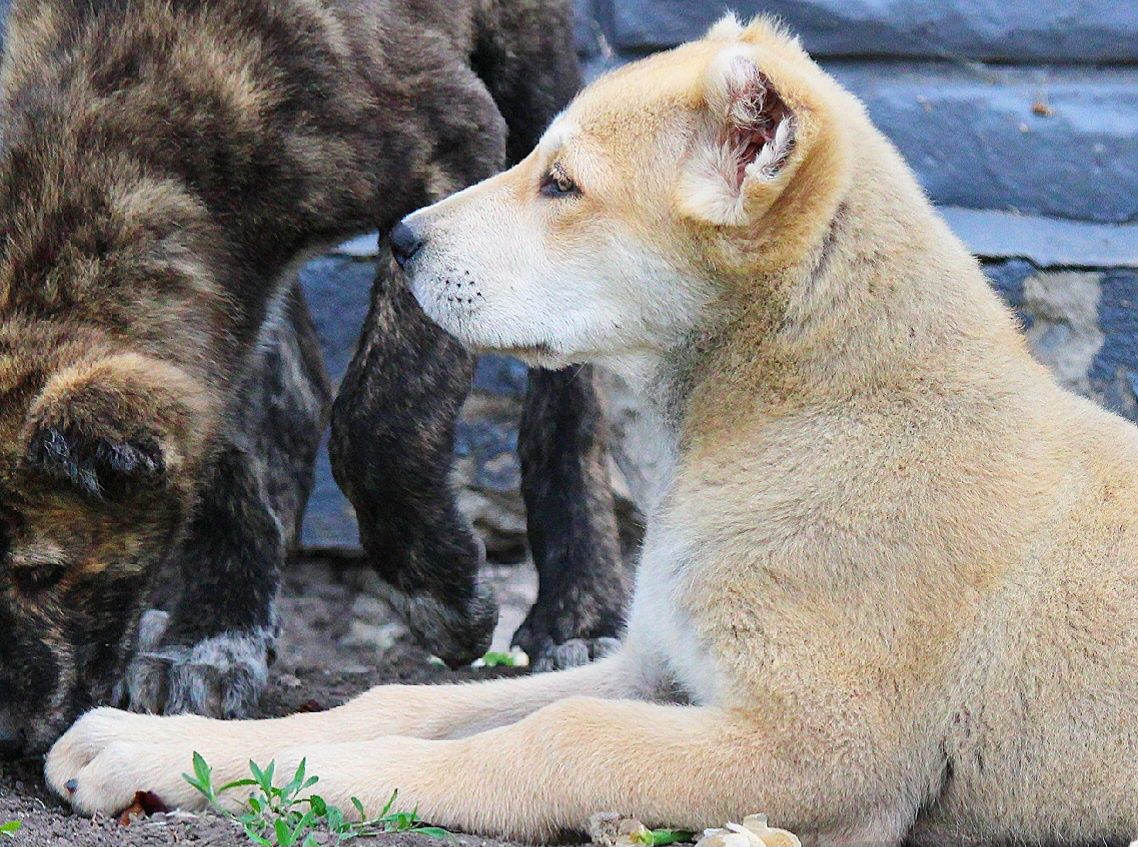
[625, 137, 1026, 464]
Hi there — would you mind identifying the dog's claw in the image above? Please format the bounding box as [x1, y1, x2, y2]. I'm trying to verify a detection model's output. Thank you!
[123, 628, 271, 719]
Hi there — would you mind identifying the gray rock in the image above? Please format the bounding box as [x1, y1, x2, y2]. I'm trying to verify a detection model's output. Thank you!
[609, 0, 1138, 63]
[1090, 269, 1138, 419]
[830, 64, 1138, 224]
[1022, 271, 1104, 397]
[981, 264, 1138, 422]
[940, 208, 1138, 268]
[296, 256, 373, 550]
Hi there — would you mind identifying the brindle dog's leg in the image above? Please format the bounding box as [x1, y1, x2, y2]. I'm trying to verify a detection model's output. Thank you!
[513, 368, 628, 670]
[330, 8, 629, 669]
[330, 248, 496, 668]
[474, 5, 630, 670]
[124, 282, 330, 718]
[328, 47, 514, 668]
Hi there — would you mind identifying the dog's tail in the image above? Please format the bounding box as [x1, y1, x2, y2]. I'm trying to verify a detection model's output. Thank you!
[470, 0, 582, 165]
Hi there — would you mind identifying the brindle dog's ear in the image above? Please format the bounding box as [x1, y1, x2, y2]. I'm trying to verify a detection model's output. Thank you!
[24, 423, 167, 502]
[21, 353, 212, 504]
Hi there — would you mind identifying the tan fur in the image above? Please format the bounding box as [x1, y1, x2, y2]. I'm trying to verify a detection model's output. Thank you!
[47, 17, 1138, 845]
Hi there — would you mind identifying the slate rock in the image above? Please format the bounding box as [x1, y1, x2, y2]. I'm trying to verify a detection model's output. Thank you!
[610, 0, 1138, 63]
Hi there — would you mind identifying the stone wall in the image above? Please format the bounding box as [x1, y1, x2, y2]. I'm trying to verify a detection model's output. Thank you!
[1, 1, 1136, 552]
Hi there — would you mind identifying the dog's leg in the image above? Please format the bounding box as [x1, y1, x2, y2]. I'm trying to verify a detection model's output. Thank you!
[329, 56, 513, 668]
[330, 249, 497, 668]
[124, 283, 330, 718]
[47, 652, 664, 811]
[50, 685, 914, 845]
[514, 366, 629, 670]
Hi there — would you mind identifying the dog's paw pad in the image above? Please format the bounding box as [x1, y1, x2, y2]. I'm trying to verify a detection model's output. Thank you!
[124, 630, 271, 719]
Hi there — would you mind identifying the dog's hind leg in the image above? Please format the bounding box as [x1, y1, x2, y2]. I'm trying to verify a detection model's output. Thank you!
[123, 282, 330, 719]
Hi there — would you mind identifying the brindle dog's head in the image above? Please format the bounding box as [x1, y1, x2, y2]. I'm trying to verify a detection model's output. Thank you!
[0, 319, 211, 756]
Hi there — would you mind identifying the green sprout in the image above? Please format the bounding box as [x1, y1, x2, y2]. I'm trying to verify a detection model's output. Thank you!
[635, 829, 694, 846]
[477, 651, 519, 668]
[0, 821, 20, 839]
[184, 752, 450, 846]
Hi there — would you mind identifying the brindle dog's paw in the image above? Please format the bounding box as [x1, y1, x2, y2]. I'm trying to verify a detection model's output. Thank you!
[378, 578, 498, 669]
[524, 635, 622, 673]
[121, 612, 271, 719]
[512, 587, 625, 672]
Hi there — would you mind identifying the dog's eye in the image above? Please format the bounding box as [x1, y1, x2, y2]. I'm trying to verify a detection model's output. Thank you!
[10, 562, 67, 594]
[540, 167, 579, 199]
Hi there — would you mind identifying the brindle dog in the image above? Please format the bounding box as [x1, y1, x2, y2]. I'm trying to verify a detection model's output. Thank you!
[0, 0, 629, 757]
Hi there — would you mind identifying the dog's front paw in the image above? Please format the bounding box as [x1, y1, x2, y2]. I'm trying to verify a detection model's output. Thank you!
[524, 635, 622, 672]
[513, 596, 623, 672]
[123, 617, 272, 718]
[45, 707, 216, 815]
[379, 578, 498, 669]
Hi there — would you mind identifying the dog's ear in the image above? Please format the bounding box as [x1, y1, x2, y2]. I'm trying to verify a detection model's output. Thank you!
[21, 353, 212, 504]
[25, 421, 166, 503]
[679, 50, 798, 226]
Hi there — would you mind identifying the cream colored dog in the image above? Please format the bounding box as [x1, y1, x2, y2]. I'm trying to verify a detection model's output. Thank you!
[46, 15, 1138, 846]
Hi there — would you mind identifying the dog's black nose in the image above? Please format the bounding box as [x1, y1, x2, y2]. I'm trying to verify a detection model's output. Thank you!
[0, 710, 26, 759]
[390, 221, 423, 270]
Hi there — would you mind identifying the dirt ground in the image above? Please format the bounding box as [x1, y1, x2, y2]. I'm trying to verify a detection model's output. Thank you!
[0, 556, 546, 847]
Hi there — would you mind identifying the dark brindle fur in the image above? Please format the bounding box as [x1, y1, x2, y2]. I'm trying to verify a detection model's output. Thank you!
[0, 0, 629, 756]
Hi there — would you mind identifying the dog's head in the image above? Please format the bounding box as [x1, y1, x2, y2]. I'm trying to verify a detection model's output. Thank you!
[0, 320, 211, 755]
[396, 15, 853, 378]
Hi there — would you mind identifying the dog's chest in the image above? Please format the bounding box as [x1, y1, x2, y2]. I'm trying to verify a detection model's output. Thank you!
[626, 521, 721, 706]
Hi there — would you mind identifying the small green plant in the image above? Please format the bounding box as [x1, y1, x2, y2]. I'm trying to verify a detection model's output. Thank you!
[635, 829, 694, 846]
[477, 651, 519, 668]
[184, 753, 450, 846]
[0, 821, 20, 838]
